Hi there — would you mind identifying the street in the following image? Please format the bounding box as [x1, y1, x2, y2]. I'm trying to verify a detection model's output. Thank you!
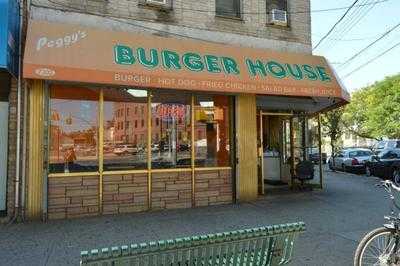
[0, 169, 391, 266]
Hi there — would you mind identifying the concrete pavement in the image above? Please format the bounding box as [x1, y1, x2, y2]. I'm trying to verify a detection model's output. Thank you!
[0, 170, 391, 265]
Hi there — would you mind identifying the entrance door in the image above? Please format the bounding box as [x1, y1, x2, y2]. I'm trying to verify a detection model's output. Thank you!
[257, 112, 293, 195]
[0, 102, 8, 213]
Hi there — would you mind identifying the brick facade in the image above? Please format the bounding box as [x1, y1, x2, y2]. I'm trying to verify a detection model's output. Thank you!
[47, 170, 233, 219]
[47, 176, 99, 219]
[151, 171, 192, 210]
[30, 0, 311, 54]
[195, 169, 232, 207]
[102, 173, 148, 214]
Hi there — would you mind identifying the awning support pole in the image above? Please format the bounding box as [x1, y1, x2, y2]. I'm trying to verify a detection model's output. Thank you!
[289, 118, 295, 189]
[318, 114, 323, 189]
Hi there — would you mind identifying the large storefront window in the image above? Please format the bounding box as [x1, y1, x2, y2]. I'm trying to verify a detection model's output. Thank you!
[194, 95, 230, 167]
[49, 85, 99, 173]
[151, 91, 191, 169]
[103, 88, 148, 171]
[48, 85, 232, 173]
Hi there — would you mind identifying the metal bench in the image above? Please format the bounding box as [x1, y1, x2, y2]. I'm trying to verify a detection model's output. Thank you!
[80, 222, 305, 266]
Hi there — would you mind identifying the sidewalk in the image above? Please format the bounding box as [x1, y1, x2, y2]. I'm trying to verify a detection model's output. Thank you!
[0, 170, 388, 265]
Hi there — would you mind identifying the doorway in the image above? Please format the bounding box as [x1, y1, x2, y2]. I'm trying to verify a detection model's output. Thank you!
[257, 112, 324, 195]
[257, 112, 293, 194]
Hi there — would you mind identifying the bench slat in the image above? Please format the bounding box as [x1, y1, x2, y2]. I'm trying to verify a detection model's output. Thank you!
[80, 222, 305, 266]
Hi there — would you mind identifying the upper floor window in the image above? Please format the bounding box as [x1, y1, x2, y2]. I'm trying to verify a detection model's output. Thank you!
[216, 0, 241, 18]
[139, 0, 173, 10]
[267, 0, 288, 27]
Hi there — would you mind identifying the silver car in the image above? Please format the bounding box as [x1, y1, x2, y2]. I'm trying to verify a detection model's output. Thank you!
[328, 148, 373, 172]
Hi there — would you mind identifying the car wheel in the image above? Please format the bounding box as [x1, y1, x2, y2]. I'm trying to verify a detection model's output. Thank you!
[342, 164, 346, 172]
[365, 166, 372, 177]
[393, 169, 400, 186]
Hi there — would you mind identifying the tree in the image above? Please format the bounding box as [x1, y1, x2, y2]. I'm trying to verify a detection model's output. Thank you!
[321, 108, 345, 166]
[343, 74, 400, 139]
[342, 87, 377, 140]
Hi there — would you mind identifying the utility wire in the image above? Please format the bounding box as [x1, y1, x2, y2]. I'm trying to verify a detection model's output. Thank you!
[315, 0, 369, 51]
[313, 0, 361, 51]
[321, 0, 376, 51]
[343, 40, 400, 78]
[42, 0, 389, 15]
[339, 21, 400, 69]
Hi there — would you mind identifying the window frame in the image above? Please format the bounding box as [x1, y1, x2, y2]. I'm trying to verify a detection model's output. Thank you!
[46, 84, 233, 177]
[215, 0, 243, 20]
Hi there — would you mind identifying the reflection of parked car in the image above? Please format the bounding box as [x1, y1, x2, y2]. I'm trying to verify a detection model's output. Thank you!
[328, 148, 373, 172]
[179, 143, 190, 151]
[372, 140, 400, 153]
[113, 144, 137, 156]
[308, 148, 327, 164]
[365, 149, 400, 181]
[151, 144, 159, 152]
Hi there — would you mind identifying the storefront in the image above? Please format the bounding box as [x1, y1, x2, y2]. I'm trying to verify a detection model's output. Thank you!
[0, 0, 20, 218]
[23, 20, 349, 220]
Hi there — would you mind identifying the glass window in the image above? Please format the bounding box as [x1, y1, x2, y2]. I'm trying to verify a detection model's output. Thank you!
[194, 95, 231, 167]
[103, 88, 148, 171]
[216, 0, 241, 18]
[349, 150, 372, 157]
[49, 85, 99, 173]
[151, 91, 191, 169]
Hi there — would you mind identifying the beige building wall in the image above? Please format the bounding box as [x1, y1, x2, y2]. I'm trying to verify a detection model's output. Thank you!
[29, 0, 312, 54]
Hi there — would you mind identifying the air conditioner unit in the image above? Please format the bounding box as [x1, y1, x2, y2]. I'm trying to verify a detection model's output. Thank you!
[146, 0, 167, 4]
[270, 9, 287, 26]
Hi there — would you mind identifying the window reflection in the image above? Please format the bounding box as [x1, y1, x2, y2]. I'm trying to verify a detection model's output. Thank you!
[194, 95, 230, 167]
[103, 88, 148, 171]
[151, 91, 191, 168]
[49, 85, 99, 173]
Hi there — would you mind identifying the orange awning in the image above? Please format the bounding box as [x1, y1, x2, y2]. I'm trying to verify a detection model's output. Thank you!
[23, 20, 349, 103]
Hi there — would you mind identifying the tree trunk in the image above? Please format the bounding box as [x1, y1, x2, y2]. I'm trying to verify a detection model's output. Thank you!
[330, 141, 336, 171]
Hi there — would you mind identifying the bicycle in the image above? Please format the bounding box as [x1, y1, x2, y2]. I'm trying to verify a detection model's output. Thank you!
[354, 180, 400, 265]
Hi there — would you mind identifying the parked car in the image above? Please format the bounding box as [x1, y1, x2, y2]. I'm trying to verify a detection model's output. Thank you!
[328, 148, 373, 172]
[308, 148, 327, 164]
[372, 139, 400, 153]
[365, 148, 400, 182]
[113, 144, 138, 156]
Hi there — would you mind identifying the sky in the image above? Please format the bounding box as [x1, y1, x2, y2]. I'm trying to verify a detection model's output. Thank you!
[311, 0, 400, 92]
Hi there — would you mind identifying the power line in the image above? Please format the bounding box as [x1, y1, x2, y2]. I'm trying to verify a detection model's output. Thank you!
[313, 0, 361, 51]
[315, 0, 369, 51]
[339, 21, 400, 69]
[343, 40, 400, 78]
[321, 0, 377, 51]
[41, 0, 389, 15]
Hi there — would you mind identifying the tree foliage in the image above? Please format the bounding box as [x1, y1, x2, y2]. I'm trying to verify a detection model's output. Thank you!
[321, 107, 345, 156]
[343, 74, 400, 139]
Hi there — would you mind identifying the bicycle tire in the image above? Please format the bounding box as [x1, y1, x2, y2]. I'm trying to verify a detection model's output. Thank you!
[354, 227, 397, 266]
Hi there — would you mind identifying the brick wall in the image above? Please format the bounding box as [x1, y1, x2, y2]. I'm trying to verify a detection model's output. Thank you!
[5, 78, 18, 220]
[47, 176, 99, 219]
[151, 171, 192, 210]
[30, 0, 311, 53]
[102, 173, 148, 214]
[195, 169, 232, 207]
[47, 170, 232, 219]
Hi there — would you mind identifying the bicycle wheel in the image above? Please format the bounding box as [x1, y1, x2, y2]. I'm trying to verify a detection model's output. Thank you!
[354, 227, 399, 266]
[393, 169, 400, 186]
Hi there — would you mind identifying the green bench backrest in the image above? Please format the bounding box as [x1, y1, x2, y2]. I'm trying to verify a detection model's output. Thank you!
[80, 222, 305, 266]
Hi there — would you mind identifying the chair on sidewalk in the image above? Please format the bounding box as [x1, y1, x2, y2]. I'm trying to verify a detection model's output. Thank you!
[295, 160, 315, 189]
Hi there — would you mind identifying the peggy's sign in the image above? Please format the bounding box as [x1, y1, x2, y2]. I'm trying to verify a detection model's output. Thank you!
[23, 20, 347, 99]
